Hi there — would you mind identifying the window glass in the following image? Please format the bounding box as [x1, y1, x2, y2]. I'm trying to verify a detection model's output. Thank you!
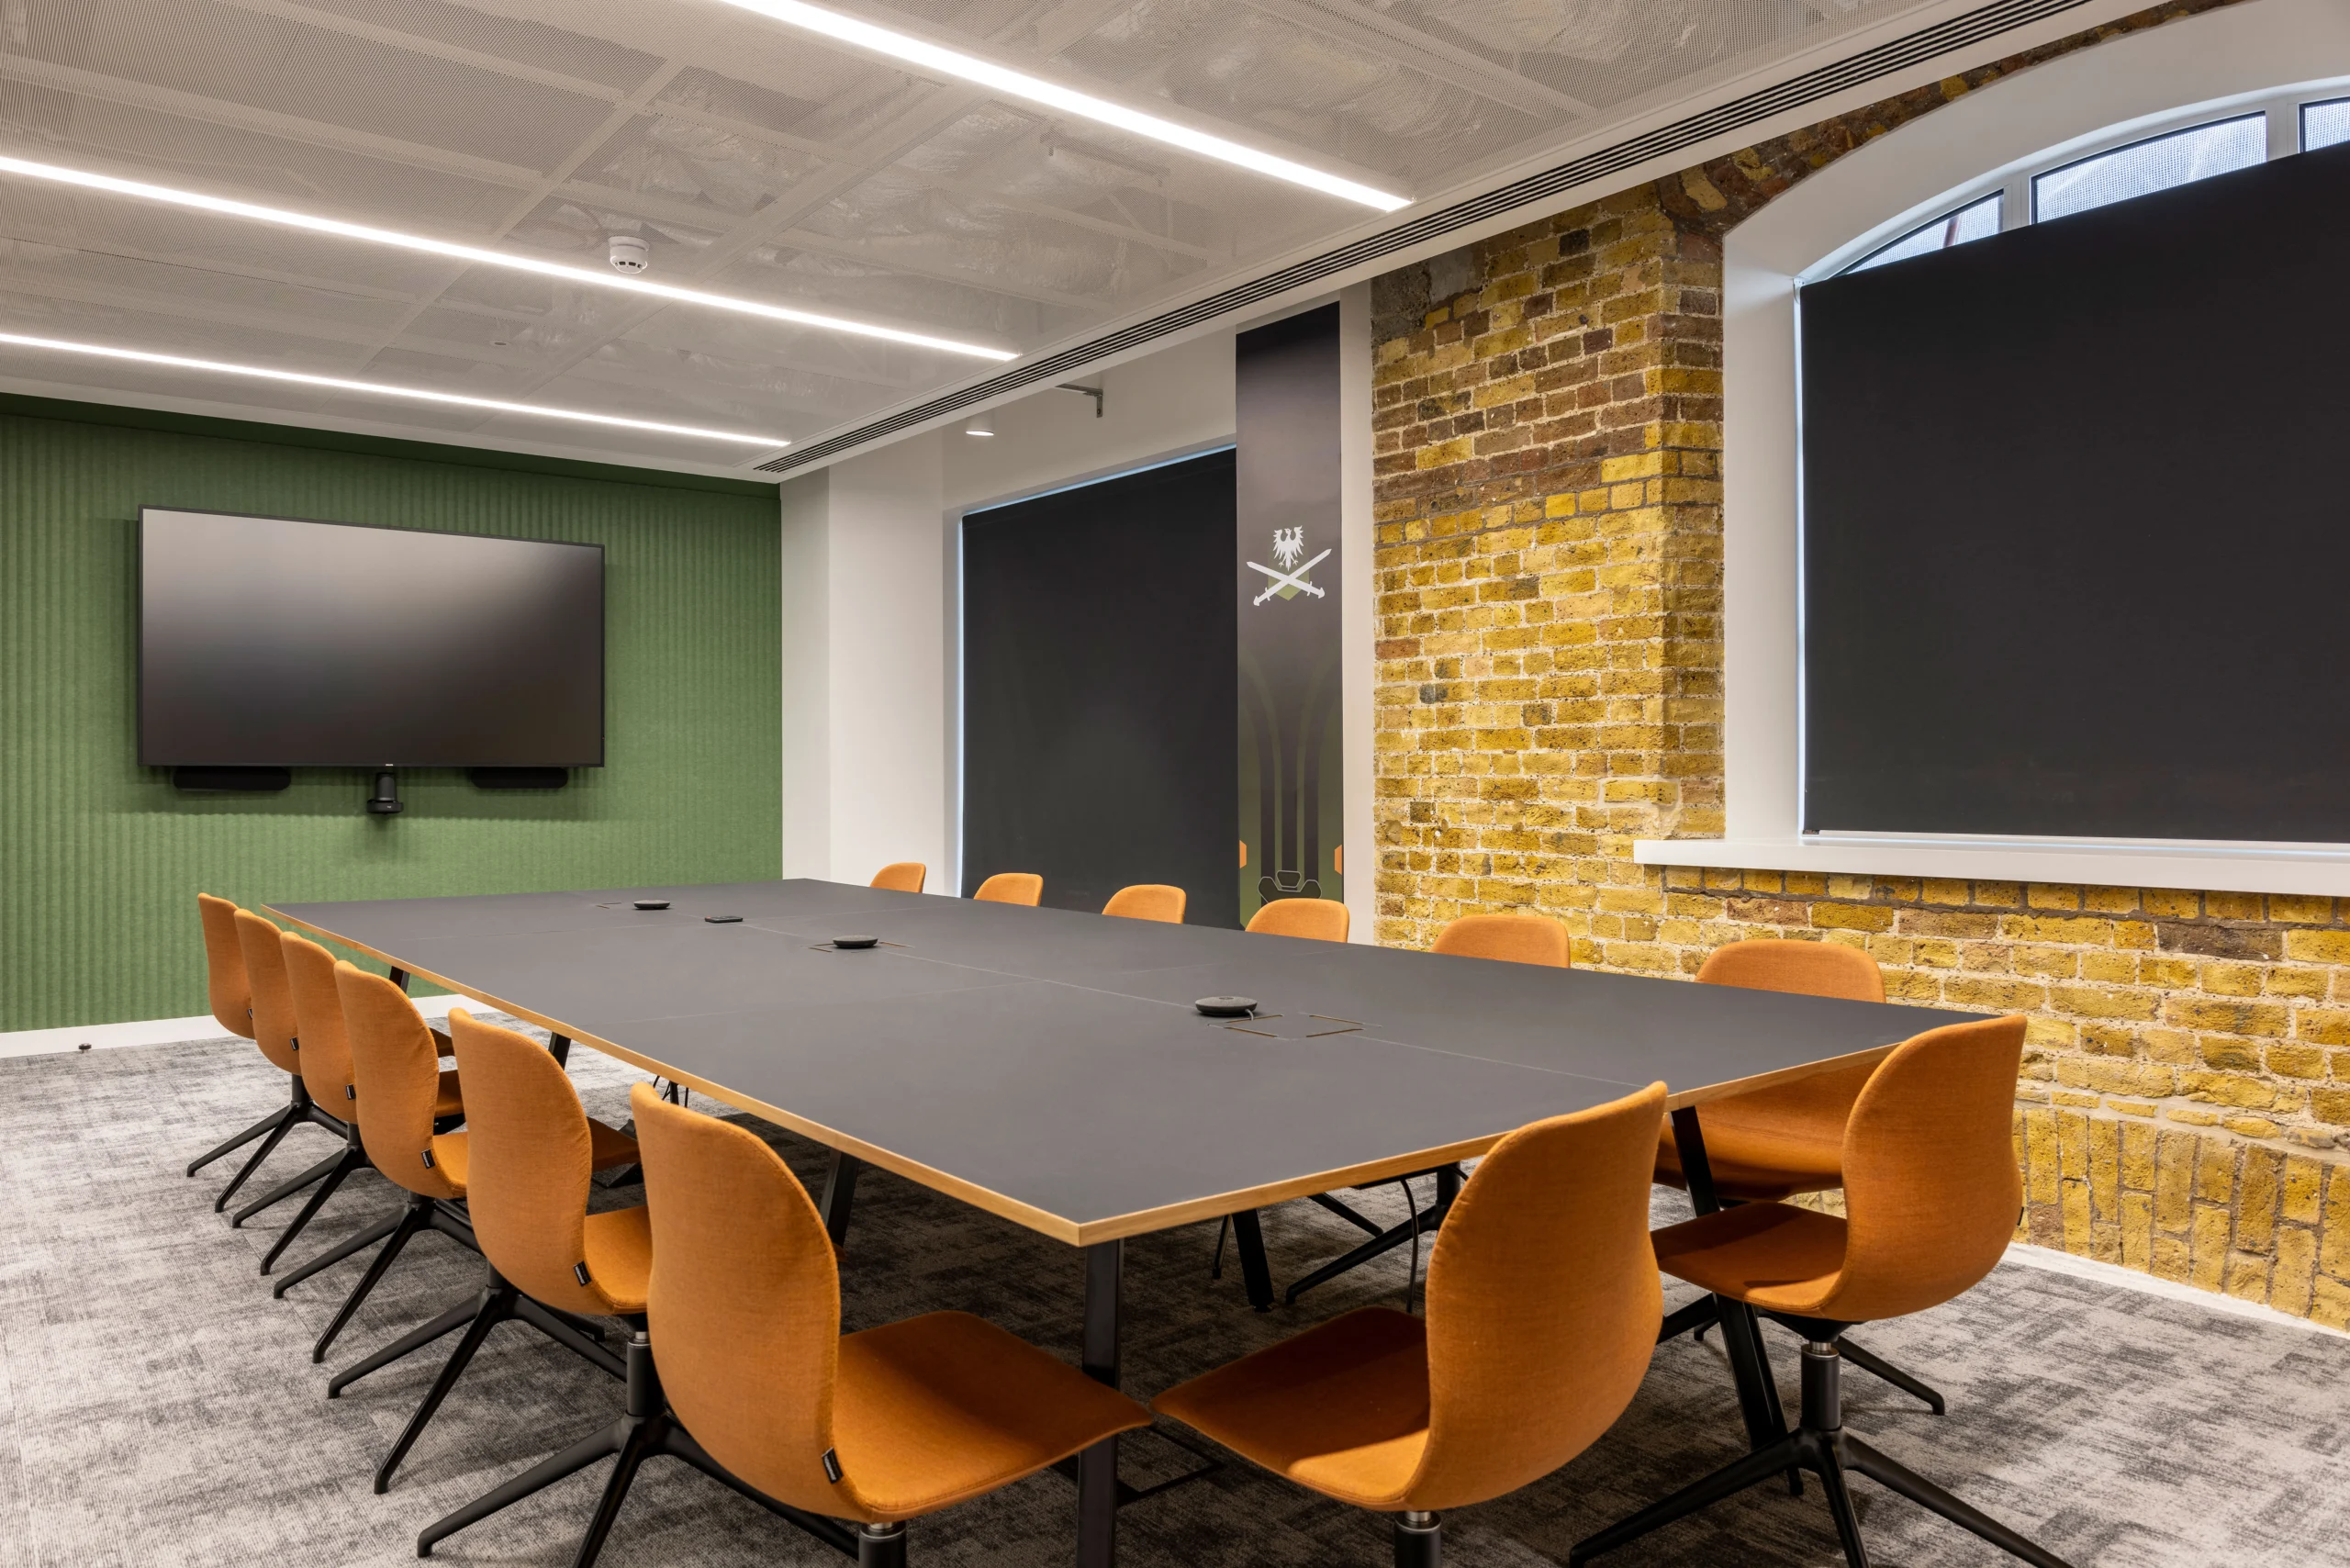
[1842, 193, 2003, 274]
[2033, 114, 2265, 221]
[2305, 97, 2350, 151]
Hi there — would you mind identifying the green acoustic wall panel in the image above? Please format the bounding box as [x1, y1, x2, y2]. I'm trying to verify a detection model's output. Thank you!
[0, 409, 781, 1031]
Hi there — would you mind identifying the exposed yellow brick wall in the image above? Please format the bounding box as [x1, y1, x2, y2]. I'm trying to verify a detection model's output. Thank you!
[1367, 0, 2350, 1322]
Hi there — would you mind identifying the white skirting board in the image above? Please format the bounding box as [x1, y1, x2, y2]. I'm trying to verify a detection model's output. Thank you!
[0, 991, 490, 1060]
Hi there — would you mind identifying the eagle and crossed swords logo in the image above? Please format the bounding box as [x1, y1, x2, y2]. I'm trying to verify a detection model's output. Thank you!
[1248, 525, 1330, 606]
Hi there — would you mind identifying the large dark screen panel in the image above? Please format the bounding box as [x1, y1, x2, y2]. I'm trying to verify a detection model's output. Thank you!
[1801, 142, 2350, 842]
[963, 453, 1239, 924]
[140, 509, 603, 767]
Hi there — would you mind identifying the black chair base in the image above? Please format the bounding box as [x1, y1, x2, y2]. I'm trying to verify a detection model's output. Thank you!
[1570, 1338, 2074, 1568]
[200, 1080, 341, 1213]
[1393, 1510, 1441, 1566]
[273, 1192, 476, 1362]
[1661, 1294, 1946, 1414]
[328, 1273, 626, 1494]
[420, 1330, 859, 1566]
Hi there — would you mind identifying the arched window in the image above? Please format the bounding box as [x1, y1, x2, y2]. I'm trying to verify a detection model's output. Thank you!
[1832, 88, 2349, 279]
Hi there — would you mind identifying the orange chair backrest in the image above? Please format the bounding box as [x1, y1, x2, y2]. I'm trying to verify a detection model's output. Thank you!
[1819, 1014, 2027, 1324]
[233, 909, 303, 1074]
[445, 1009, 620, 1316]
[337, 961, 463, 1201]
[1692, 937, 1886, 1134]
[869, 862, 926, 893]
[631, 1083, 858, 1519]
[281, 930, 357, 1105]
[973, 872, 1043, 906]
[1409, 1081, 1665, 1511]
[197, 893, 255, 1042]
[1696, 938, 1883, 1002]
[1102, 884, 1185, 923]
[1430, 913, 1570, 968]
[1245, 898, 1349, 942]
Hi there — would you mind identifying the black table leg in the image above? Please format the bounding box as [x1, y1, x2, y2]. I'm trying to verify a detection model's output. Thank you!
[1077, 1239, 1122, 1568]
[1671, 1105, 1796, 1492]
[1228, 1210, 1274, 1311]
[821, 1152, 861, 1248]
[546, 1032, 571, 1069]
[387, 968, 408, 991]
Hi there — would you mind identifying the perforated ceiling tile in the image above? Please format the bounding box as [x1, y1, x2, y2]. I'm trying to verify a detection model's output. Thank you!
[0, 0, 1973, 469]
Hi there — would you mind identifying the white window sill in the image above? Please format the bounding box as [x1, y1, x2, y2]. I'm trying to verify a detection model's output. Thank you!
[1631, 836, 2350, 898]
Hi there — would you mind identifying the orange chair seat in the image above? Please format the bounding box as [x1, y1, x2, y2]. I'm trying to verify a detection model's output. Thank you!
[832, 1310, 1151, 1520]
[1653, 1115, 1842, 1203]
[580, 1204, 653, 1315]
[1151, 1307, 1429, 1510]
[1650, 1202, 1848, 1318]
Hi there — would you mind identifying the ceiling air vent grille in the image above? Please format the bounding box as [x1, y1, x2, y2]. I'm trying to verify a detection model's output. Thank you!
[758, 0, 2094, 475]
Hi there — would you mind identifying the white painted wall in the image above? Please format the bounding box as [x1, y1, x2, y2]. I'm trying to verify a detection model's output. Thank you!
[778, 328, 1242, 894]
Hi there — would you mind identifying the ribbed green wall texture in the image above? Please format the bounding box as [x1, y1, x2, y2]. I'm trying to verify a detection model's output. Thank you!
[0, 409, 781, 1030]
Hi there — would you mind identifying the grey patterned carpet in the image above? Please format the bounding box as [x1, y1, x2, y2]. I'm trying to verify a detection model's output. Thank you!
[3, 1033, 2344, 1568]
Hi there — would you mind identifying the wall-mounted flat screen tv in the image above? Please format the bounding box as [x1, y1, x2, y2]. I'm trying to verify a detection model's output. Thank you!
[139, 509, 604, 768]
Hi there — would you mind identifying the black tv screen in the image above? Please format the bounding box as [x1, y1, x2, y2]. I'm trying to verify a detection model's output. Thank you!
[139, 509, 604, 767]
[1799, 140, 2350, 842]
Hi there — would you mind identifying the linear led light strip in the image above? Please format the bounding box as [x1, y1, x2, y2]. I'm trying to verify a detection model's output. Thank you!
[0, 330, 790, 447]
[715, 0, 1413, 213]
[0, 153, 1014, 361]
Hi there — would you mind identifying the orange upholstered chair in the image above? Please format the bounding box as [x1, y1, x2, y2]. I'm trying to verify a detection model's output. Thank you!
[1653, 939, 1884, 1202]
[973, 872, 1043, 906]
[1652, 939, 1943, 1418]
[425, 1084, 1150, 1568]
[1246, 898, 1349, 942]
[333, 1010, 641, 1495]
[1571, 1017, 2071, 1568]
[1431, 911, 1571, 967]
[870, 862, 926, 893]
[1159, 1083, 1667, 1567]
[269, 963, 482, 1364]
[1270, 905, 1569, 1309]
[1102, 884, 1185, 923]
[187, 893, 338, 1210]
[221, 909, 355, 1238]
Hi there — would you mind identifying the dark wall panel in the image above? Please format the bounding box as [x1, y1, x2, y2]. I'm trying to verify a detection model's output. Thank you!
[1801, 141, 2350, 842]
[962, 452, 1239, 923]
[1237, 305, 1345, 924]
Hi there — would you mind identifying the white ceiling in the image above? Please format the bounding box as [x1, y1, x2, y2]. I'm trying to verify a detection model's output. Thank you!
[0, 0, 1949, 475]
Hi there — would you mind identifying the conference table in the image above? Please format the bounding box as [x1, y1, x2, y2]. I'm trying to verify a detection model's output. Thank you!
[273, 878, 1972, 1566]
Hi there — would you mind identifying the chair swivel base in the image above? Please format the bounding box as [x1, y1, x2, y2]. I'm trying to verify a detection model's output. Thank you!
[330, 1274, 625, 1495]
[1570, 1338, 2075, 1568]
[199, 1080, 343, 1213]
[420, 1331, 861, 1567]
[1659, 1294, 1946, 1415]
[1283, 1165, 1463, 1307]
[273, 1192, 476, 1363]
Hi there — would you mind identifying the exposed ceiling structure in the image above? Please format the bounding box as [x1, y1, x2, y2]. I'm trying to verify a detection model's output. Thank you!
[0, 0, 1968, 474]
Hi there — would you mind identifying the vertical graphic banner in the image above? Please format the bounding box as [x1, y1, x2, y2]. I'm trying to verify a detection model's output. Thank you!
[1237, 304, 1344, 927]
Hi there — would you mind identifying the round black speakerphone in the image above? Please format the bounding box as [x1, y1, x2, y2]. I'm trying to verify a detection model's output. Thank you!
[833, 935, 879, 950]
[632, 900, 670, 911]
[1194, 996, 1257, 1018]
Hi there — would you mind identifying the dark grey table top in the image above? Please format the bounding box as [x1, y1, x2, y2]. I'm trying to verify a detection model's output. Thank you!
[272, 879, 1975, 1244]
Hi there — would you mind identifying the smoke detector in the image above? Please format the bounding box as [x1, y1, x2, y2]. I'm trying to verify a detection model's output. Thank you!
[607, 235, 649, 274]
